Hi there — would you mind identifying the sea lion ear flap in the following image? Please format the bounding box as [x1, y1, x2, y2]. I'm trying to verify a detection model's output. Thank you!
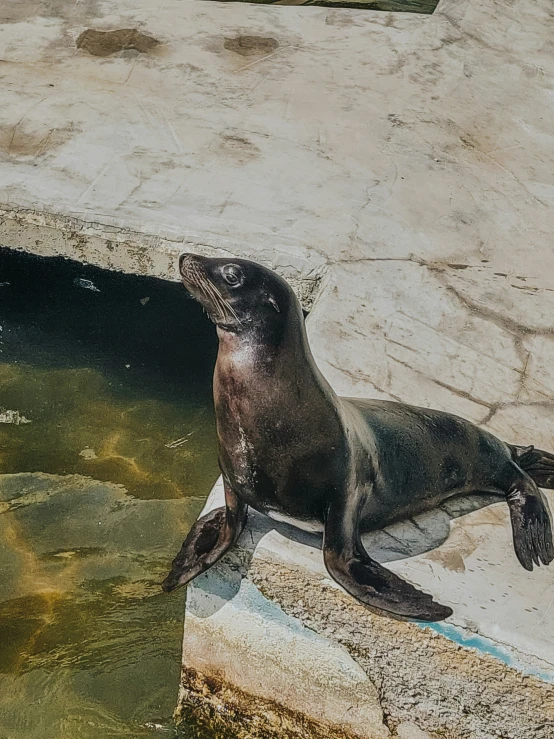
[268, 295, 280, 313]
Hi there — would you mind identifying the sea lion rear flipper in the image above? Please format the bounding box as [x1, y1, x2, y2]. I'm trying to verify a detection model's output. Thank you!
[507, 477, 554, 571]
[512, 444, 554, 489]
[323, 499, 452, 622]
[162, 484, 247, 593]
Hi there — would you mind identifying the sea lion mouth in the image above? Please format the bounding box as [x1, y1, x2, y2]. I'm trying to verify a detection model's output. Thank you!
[179, 254, 241, 327]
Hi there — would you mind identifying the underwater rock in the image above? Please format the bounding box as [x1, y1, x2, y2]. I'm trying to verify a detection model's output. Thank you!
[0, 409, 31, 425]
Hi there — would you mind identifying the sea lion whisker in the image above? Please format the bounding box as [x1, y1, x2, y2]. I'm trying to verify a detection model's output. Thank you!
[200, 279, 229, 321]
[205, 285, 232, 323]
[184, 262, 208, 289]
[198, 276, 241, 324]
[203, 280, 232, 317]
[183, 259, 242, 324]
[211, 284, 241, 324]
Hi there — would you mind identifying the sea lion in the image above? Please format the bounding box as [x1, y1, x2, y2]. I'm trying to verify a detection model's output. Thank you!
[162, 254, 554, 621]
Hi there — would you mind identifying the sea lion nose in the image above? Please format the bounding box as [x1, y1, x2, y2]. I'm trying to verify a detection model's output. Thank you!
[179, 253, 196, 276]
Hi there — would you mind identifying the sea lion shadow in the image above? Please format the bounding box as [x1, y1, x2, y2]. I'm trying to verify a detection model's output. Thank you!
[197, 492, 502, 617]
[249, 492, 502, 563]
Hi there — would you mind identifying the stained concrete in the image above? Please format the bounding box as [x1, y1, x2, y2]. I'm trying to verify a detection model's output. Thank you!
[1, 0, 554, 737]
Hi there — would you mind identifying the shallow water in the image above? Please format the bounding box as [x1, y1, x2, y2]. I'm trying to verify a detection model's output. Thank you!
[0, 248, 220, 738]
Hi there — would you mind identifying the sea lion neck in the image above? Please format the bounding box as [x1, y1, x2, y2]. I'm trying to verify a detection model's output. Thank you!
[216, 309, 329, 397]
[215, 311, 311, 374]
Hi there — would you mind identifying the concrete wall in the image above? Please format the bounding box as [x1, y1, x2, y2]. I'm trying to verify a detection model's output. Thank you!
[2, 0, 554, 737]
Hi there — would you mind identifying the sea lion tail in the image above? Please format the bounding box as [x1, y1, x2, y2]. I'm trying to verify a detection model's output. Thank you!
[511, 444, 554, 489]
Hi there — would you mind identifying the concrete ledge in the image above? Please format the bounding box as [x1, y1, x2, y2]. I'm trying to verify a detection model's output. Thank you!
[180, 562, 388, 738]
[177, 669, 370, 739]
[179, 484, 554, 739]
[0, 205, 325, 306]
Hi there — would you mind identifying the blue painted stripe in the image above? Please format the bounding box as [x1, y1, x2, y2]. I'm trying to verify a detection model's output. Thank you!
[415, 621, 554, 684]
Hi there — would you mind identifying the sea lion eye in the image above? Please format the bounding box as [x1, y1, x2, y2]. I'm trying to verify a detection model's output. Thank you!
[222, 264, 243, 286]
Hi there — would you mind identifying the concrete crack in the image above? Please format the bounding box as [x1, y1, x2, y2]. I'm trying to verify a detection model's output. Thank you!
[332, 254, 426, 267]
[441, 281, 550, 338]
[384, 348, 494, 411]
[324, 360, 403, 402]
[514, 338, 532, 403]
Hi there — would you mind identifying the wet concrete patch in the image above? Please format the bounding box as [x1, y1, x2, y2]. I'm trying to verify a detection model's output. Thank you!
[0, 125, 77, 161]
[216, 134, 261, 164]
[224, 36, 279, 57]
[76, 28, 160, 57]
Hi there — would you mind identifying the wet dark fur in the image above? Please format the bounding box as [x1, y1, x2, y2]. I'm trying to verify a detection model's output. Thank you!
[163, 254, 554, 622]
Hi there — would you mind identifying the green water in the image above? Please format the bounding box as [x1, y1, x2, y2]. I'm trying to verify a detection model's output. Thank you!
[0, 248, 220, 738]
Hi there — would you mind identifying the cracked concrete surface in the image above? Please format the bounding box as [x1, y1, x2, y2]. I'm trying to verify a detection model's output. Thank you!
[2, 0, 554, 736]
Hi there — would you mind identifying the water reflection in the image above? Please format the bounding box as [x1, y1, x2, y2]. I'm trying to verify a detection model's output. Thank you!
[0, 473, 193, 738]
[0, 363, 216, 500]
[0, 248, 220, 738]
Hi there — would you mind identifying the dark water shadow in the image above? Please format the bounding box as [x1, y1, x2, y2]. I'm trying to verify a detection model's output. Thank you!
[0, 246, 221, 500]
[0, 245, 217, 397]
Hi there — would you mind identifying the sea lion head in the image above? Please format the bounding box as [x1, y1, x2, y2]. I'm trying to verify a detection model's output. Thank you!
[179, 253, 302, 337]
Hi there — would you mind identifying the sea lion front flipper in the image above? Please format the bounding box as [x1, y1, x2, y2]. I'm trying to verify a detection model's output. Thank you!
[323, 498, 452, 622]
[162, 483, 247, 593]
[507, 476, 554, 571]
